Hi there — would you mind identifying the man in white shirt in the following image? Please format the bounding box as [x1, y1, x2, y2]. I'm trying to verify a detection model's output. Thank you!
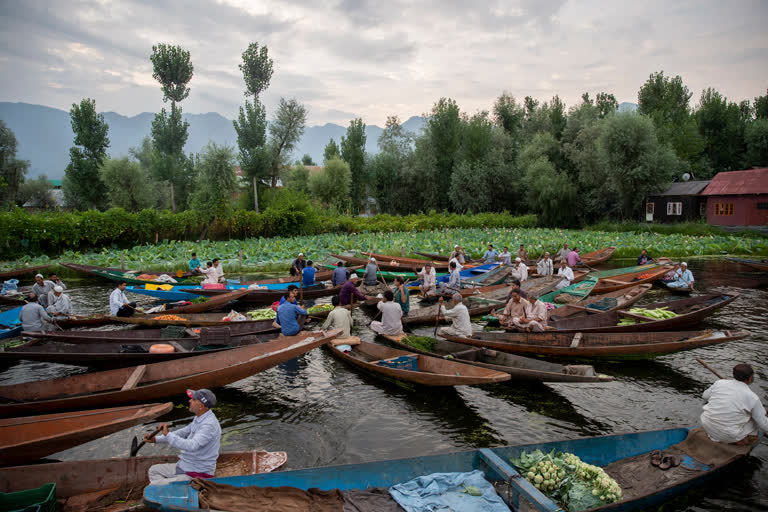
[512, 293, 548, 332]
[555, 243, 569, 263]
[499, 247, 513, 266]
[701, 364, 768, 444]
[537, 252, 554, 277]
[110, 281, 136, 317]
[46, 285, 73, 318]
[555, 260, 575, 290]
[322, 296, 353, 337]
[213, 258, 224, 283]
[418, 263, 437, 297]
[511, 258, 528, 282]
[370, 291, 403, 335]
[438, 294, 472, 337]
[448, 254, 464, 272]
[201, 262, 220, 285]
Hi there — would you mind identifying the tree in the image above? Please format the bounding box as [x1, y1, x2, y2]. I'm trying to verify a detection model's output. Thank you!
[755, 89, 768, 119]
[695, 87, 749, 173]
[239, 42, 274, 98]
[595, 92, 618, 118]
[191, 143, 238, 227]
[268, 98, 308, 187]
[233, 99, 269, 211]
[101, 157, 160, 211]
[63, 98, 110, 210]
[0, 120, 29, 209]
[301, 154, 316, 166]
[282, 164, 310, 194]
[426, 98, 463, 210]
[549, 95, 567, 140]
[323, 138, 340, 162]
[129, 136, 154, 170]
[18, 175, 56, 210]
[461, 111, 494, 163]
[523, 158, 578, 227]
[745, 118, 768, 167]
[493, 92, 525, 142]
[377, 116, 414, 158]
[341, 118, 367, 213]
[150, 43, 194, 212]
[308, 156, 351, 209]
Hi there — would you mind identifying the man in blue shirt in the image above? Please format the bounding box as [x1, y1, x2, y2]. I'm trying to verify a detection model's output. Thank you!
[302, 260, 317, 286]
[667, 262, 695, 290]
[331, 261, 350, 286]
[188, 253, 202, 274]
[276, 288, 308, 336]
[145, 389, 221, 485]
[483, 244, 498, 264]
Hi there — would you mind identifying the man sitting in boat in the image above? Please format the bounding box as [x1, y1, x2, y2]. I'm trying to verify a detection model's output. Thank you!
[418, 263, 437, 296]
[213, 258, 224, 283]
[46, 285, 72, 319]
[188, 253, 202, 274]
[512, 258, 529, 282]
[438, 261, 461, 295]
[32, 273, 56, 308]
[499, 246, 512, 265]
[302, 260, 317, 286]
[497, 289, 530, 329]
[511, 293, 548, 332]
[331, 261, 350, 286]
[518, 244, 529, 262]
[555, 242, 569, 263]
[700, 364, 768, 445]
[110, 281, 137, 317]
[505, 279, 528, 302]
[556, 260, 575, 290]
[19, 292, 54, 332]
[370, 290, 403, 335]
[566, 247, 582, 267]
[483, 244, 498, 264]
[276, 289, 308, 336]
[339, 275, 370, 306]
[450, 245, 466, 265]
[145, 389, 221, 485]
[322, 296, 353, 337]
[438, 294, 472, 337]
[363, 257, 379, 286]
[666, 262, 694, 290]
[201, 261, 219, 285]
[290, 252, 307, 276]
[448, 252, 464, 272]
[537, 252, 554, 276]
[637, 249, 653, 266]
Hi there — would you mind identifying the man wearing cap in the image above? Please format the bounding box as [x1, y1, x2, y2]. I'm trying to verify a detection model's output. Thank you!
[19, 293, 54, 332]
[418, 263, 437, 297]
[438, 294, 472, 337]
[555, 260, 575, 290]
[511, 257, 529, 282]
[363, 257, 379, 286]
[667, 262, 695, 290]
[46, 285, 72, 318]
[32, 274, 56, 308]
[450, 245, 466, 266]
[290, 253, 307, 276]
[145, 389, 221, 485]
[339, 274, 370, 306]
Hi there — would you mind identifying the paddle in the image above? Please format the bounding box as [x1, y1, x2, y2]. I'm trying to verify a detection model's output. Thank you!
[696, 358, 724, 379]
[434, 298, 443, 337]
[131, 425, 163, 457]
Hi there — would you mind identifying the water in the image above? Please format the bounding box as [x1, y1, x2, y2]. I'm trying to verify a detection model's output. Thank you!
[2, 260, 767, 509]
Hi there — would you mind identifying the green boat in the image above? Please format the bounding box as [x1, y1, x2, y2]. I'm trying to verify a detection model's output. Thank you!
[90, 269, 201, 286]
[322, 264, 445, 281]
[538, 276, 599, 306]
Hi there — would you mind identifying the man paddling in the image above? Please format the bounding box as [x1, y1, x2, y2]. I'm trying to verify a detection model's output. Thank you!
[110, 281, 136, 317]
[145, 389, 221, 485]
[19, 292, 54, 332]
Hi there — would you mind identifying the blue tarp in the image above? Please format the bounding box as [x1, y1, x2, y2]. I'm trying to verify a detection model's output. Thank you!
[389, 470, 511, 512]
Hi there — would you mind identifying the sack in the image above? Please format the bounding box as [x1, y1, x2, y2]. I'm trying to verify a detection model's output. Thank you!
[1, 279, 19, 295]
[154, 274, 178, 284]
[222, 310, 246, 322]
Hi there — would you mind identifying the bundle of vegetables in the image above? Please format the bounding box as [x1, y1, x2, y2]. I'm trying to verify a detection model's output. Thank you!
[511, 449, 622, 512]
[617, 318, 637, 326]
[627, 306, 679, 320]
[403, 335, 437, 352]
[189, 297, 208, 304]
[154, 314, 186, 321]
[307, 304, 335, 314]
[247, 308, 277, 320]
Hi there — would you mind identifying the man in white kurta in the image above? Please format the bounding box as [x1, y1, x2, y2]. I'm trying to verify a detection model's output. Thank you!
[512, 294, 548, 332]
[438, 294, 472, 337]
[213, 259, 224, 282]
[537, 252, 554, 276]
[555, 261, 575, 290]
[555, 243, 569, 263]
[46, 286, 72, 318]
[511, 258, 528, 282]
[418, 264, 437, 296]
[201, 263, 219, 285]
[370, 291, 403, 335]
[667, 262, 694, 290]
[700, 364, 768, 444]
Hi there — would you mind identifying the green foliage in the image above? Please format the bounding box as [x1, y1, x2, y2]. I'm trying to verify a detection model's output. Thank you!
[268, 98, 308, 186]
[341, 118, 367, 213]
[233, 98, 269, 209]
[150, 103, 191, 212]
[427, 98, 463, 210]
[323, 138, 340, 163]
[695, 87, 748, 173]
[282, 164, 310, 194]
[523, 158, 578, 227]
[239, 42, 273, 98]
[308, 157, 351, 210]
[150, 43, 194, 103]
[17, 174, 55, 209]
[745, 118, 768, 167]
[0, 120, 28, 209]
[100, 157, 160, 212]
[755, 90, 768, 120]
[377, 116, 414, 158]
[493, 92, 525, 144]
[301, 154, 316, 166]
[462, 111, 494, 163]
[594, 92, 618, 118]
[191, 142, 238, 222]
[63, 98, 109, 210]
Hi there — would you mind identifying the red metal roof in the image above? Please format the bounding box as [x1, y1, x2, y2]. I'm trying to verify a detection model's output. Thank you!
[701, 168, 768, 195]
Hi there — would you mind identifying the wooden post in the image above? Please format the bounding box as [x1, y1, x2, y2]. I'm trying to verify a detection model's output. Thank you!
[239, 250, 243, 269]
[120, 252, 125, 271]
[253, 177, 259, 214]
[155, 232, 158, 245]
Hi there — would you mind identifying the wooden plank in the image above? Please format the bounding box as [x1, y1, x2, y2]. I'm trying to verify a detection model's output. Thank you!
[570, 333, 582, 348]
[168, 341, 188, 353]
[600, 278, 628, 285]
[121, 365, 147, 391]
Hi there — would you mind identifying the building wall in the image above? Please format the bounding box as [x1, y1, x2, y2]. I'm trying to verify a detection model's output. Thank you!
[645, 196, 706, 223]
[706, 195, 768, 226]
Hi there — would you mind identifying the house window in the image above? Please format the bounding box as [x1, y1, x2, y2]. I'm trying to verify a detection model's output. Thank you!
[646, 203, 655, 215]
[714, 203, 734, 216]
[666, 202, 682, 215]
[757, 202, 768, 210]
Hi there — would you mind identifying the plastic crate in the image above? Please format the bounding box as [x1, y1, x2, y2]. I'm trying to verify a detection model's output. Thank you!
[377, 355, 418, 371]
[0, 482, 56, 512]
[161, 325, 187, 338]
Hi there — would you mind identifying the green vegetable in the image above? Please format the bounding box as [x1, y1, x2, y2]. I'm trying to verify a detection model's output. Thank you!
[403, 335, 437, 352]
[307, 304, 335, 314]
[462, 484, 482, 496]
[247, 308, 277, 320]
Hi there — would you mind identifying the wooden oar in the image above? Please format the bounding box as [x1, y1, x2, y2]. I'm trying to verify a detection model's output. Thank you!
[696, 358, 724, 379]
[434, 300, 442, 337]
[131, 426, 163, 457]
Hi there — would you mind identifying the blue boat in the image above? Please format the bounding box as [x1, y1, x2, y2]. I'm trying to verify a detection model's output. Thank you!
[431, 263, 500, 286]
[125, 285, 202, 301]
[0, 306, 22, 340]
[143, 426, 752, 511]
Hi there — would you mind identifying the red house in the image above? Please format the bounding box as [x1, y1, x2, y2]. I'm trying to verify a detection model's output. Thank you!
[701, 168, 768, 227]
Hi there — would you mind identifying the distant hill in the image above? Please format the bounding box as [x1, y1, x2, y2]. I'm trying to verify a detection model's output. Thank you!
[618, 102, 638, 112]
[0, 102, 427, 178]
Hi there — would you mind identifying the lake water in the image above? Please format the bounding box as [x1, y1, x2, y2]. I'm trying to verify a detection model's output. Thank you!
[1, 259, 767, 510]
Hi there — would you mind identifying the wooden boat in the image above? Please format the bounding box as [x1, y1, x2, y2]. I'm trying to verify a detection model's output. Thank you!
[90, 268, 200, 286]
[126, 284, 201, 301]
[327, 340, 510, 386]
[538, 276, 599, 306]
[593, 262, 666, 278]
[360, 250, 451, 268]
[550, 284, 652, 320]
[431, 262, 500, 287]
[403, 286, 510, 326]
[0, 306, 22, 341]
[56, 314, 118, 328]
[0, 293, 26, 306]
[0, 329, 341, 417]
[1, 332, 281, 367]
[440, 329, 751, 359]
[330, 253, 448, 272]
[578, 246, 616, 266]
[143, 427, 757, 512]
[161, 288, 252, 313]
[460, 264, 517, 287]
[61, 262, 193, 279]
[547, 293, 739, 333]
[381, 334, 612, 383]
[659, 279, 693, 294]
[412, 250, 453, 261]
[240, 265, 364, 285]
[725, 256, 768, 272]
[0, 450, 287, 511]
[418, 283, 509, 304]
[0, 264, 51, 279]
[114, 313, 276, 328]
[590, 265, 673, 294]
[0, 402, 172, 465]
[186, 284, 343, 304]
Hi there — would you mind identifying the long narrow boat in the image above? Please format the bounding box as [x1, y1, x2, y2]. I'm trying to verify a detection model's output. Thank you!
[324, 263, 426, 281]
[0, 450, 287, 512]
[360, 251, 450, 268]
[590, 265, 673, 294]
[161, 288, 252, 314]
[0, 402, 172, 465]
[90, 268, 200, 286]
[126, 284, 201, 301]
[381, 334, 612, 383]
[403, 287, 511, 326]
[0, 329, 341, 417]
[186, 284, 343, 304]
[143, 427, 757, 512]
[538, 275, 599, 306]
[0, 264, 51, 279]
[412, 250, 455, 262]
[240, 265, 364, 285]
[1, 333, 281, 367]
[0, 293, 26, 306]
[0, 306, 22, 340]
[577, 246, 616, 265]
[327, 340, 510, 386]
[330, 253, 448, 272]
[114, 313, 276, 328]
[549, 284, 652, 320]
[431, 262, 500, 286]
[724, 256, 768, 272]
[61, 262, 193, 279]
[440, 329, 750, 359]
[546, 293, 739, 333]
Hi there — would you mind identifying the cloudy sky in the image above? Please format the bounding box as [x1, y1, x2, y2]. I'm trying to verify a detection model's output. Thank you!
[1, 0, 766, 126]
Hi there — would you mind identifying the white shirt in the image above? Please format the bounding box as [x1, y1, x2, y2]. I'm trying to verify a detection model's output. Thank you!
[537, 258, 554, 276]
[322, 307, 353, 338]
[440, 303, 472, 336]
[109, 287, 129, 316]
[513, 262, 529, 281]
[376, 301, 403, 335]
[201, 266, 219, 285]
[47, 292, 72, 316]
[701, 379, 768, 443]
[499, 251, 512, 265]
[156, 409, 221, 475]
[557, 266, 575, 285]
[448, 257, 464, 272]
[524, 300, 548, 327]
[215, 264, 224, 280]
[419, 267, 437, 289]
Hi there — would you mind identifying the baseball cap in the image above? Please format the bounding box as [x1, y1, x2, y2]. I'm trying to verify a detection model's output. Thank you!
[187, 389, 216, 408]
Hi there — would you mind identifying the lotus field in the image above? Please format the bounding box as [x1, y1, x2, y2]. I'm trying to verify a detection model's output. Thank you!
[5, 227, 767, 271]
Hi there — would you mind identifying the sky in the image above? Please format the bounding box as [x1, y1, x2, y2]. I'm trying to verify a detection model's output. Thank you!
[0, 0, 766, 126]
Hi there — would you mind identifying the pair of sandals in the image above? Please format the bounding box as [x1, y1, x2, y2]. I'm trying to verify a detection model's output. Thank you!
[650, 450, 681, 470]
